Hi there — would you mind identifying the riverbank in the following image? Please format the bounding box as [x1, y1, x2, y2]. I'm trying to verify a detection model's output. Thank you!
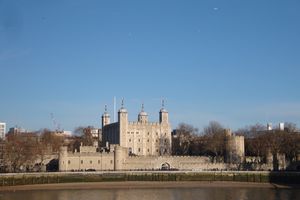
[1, 171, 299, 188]
[1, 181, 300, 192]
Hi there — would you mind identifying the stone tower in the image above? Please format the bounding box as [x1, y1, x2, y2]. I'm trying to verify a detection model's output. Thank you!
[101, 105, 110, 128]
[118, 99, 128, 147]
[225, 129, 245, 164]
[138, 104, 148, 123]
[159, 100, 168, 124]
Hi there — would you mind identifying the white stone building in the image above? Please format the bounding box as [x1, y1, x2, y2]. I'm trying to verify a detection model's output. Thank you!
[0, 122, 6, 140]
[101, 101, 171, 156]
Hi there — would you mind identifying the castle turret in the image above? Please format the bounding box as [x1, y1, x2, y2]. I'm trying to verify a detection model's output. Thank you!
[225, 129, 245, 164]
[159, 100, 168, 124]
[118, 99, 128, 147]
[114, 145, 127, 170]
[59, 146, 68, 171]
[138, 104, 148, 123]
[101, 105, 110, 128]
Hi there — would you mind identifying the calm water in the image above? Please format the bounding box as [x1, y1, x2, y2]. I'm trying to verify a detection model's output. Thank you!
[1, 188, 300, 200]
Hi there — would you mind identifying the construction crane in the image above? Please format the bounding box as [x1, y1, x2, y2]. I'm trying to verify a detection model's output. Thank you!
[50, 113, 62, 133]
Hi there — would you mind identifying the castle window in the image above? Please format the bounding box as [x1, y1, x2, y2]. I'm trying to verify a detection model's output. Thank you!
[138, 139, 141, 142]
[147, 149, 150, 152]
[138, 148, 141, 152]
[127, 132, 130, 134]
[136, 132, 139, 134]
[165, 139, 167, 143]
[98, 160, 100, 164]
[81, 160, 83, 164]
[110, 160, 113, 164]
[147, 132, 150, 135]
[147, 139, 149, 142]
[131, 132, 134, 134]
[156, 139, 158, 143]
[129, 139, 131, 142]
[165, 132, 166, 136]
[90, 160, 92, 164]
[156, 132, 158, 135]
[68, 160, 70, 164]
[156, 149, 158, 152]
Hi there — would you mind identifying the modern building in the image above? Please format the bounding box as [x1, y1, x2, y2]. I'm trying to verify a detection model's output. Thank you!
[0, 122, 6, 140]
[8, 127, 28, 134]
[101, 101, 171, 156]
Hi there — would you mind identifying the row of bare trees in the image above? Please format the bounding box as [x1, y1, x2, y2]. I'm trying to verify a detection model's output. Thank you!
[1, 129, 65, 172]
[0, 126, 98, 173]
[172, 121, 227, 161]
[241, 123, 300, 164]
[172, 122, 300, 165]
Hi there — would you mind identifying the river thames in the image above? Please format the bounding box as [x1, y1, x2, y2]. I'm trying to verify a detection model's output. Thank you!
[1, 187, 300, 200]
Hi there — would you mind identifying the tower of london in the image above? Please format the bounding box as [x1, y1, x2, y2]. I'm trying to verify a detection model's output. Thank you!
[101, 100, 172, 156]
[59, 100, 245, 172]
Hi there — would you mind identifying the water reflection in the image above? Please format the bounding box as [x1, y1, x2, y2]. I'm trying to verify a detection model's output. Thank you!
[1, 187, 300, 200]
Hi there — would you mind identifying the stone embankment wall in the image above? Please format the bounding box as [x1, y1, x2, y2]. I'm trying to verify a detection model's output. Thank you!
[1, 171, 300, 187]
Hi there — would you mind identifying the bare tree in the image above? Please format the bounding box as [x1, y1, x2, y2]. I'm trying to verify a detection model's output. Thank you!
[40, 129, 64, 153]
[74, 126, 95, 146]
[236, 123, 266, 138]
[284, 122, 298, 132]
[172, 123, 198, 155]
[4, 132, 39, 172]
[202, 121, 225, 161]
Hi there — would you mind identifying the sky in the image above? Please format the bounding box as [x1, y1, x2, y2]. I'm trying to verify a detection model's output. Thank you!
[1, 0, 300, 133]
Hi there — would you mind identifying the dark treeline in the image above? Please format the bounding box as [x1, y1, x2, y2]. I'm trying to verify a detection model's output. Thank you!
[172, 122, 300, 164]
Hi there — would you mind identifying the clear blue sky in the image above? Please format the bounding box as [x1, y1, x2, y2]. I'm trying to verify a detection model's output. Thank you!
[1, 0, 300, 132]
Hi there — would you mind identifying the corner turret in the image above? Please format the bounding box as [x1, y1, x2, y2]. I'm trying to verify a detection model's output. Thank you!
[101, 105, 110, 128]
[159, 100, 169, 124]
[138, 104, 148, 123]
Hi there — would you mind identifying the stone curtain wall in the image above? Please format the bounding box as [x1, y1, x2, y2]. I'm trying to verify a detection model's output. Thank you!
[59, 146, 227, 171]
[121, 156, 227, 171]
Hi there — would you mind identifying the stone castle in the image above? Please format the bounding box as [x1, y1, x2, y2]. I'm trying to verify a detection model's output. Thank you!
[101, 101, 171, 156]
[59, 101, 245, 171]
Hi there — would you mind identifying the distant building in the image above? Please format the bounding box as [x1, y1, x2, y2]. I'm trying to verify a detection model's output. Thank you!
[267, 123, 272, 131]
[8, 127, 28, 134]
[0, 122, 6, 140]
[279, 123, 285, 131]
[0, 139, 5, 172]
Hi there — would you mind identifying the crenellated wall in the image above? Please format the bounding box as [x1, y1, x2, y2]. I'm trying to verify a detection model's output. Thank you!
[59, 145, 227, 172]
[115, 146, 227, 171]
[59, 147, 115, 171]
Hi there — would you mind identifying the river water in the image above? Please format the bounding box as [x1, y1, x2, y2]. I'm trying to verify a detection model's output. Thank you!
[1, 187, 300, 200]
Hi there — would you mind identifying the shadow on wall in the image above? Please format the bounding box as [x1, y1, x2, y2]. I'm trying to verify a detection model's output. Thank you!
[46, 159, 59, 172]
[285, 161, 300, 171]
[269, 171, 300, 186]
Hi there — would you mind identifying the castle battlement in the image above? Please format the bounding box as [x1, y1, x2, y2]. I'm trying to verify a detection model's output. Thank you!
[128, 121, 160, 126]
